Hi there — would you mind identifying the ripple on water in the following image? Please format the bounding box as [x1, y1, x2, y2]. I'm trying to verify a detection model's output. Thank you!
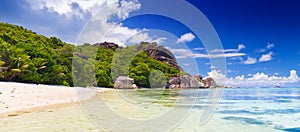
[280, 127, 300, 132]
[218, 108, 300, 115]
[222, 116, 266, 125]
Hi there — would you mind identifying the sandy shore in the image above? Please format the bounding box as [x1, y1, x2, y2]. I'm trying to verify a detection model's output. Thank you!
[0, 82, 112, 118]
[0, 84, 279, 131]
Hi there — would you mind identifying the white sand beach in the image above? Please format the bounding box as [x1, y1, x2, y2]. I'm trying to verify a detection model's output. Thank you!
[0, 82, 111, 118]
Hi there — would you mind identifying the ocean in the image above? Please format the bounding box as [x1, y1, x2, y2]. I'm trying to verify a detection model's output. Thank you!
[212, 87, 300, 131]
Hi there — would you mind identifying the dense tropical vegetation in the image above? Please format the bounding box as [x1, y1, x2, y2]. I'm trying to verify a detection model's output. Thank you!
[0, 22, 73, 86]
[0, 22, 180, 87]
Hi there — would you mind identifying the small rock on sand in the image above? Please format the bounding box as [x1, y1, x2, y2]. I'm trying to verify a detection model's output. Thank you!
[11, 88, 16, 93]
[7, 113, 18, 117]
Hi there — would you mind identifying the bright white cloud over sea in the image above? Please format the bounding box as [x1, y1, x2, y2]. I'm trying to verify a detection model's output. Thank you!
[208, 69, 300, 87]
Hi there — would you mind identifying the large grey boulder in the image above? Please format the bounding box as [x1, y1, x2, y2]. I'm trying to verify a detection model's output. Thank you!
[169, 75, 181, 88]
[204, 77, 217, 88]
[180, 75, 202, 88]
[180, 75, 190, 88]
[190, 76, 202, 88]
[114, 76, 134, 89]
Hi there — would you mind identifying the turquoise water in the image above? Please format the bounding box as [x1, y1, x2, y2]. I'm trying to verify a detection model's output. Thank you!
[193, 87, 300, 131]
[80, 88, 300, 131]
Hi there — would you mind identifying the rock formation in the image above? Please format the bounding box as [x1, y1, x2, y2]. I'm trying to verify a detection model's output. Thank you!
[169, 75, 181, 88]
[98, 41, 119, 51]
[98, 41, 182, 71]
[203, 77, 217, 88]
[136, 42, 183, 71]
[114, 76, 135, 89]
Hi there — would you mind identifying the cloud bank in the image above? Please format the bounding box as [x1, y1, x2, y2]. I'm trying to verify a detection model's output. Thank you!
[208, 70, 300, 87]
[27, 0, 164, 46]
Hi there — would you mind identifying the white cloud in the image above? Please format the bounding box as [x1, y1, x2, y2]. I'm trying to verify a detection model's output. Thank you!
[298, 64, 300, 66]
[28, 0, 164, 46]
[212, 70, 300, 87]
[29, 0, 141, 20]
[183, 63, 190, 66]
[210, 65, 217, 69]
[126, 30, 167, 45]
[193, 47, 205, 51]
[167, 48, 194, 59]
[153, 37, 168, 44]
[168, 47, 246, 59]
[29, 0, 106, 19]
[169, 48, 191, 53]
[249, 72, 269, 80]
[243, 57, 257, 64]
[210, 44, 246, 53]
[193, 53, 246, 59]
[210, 49, 237, 53]
[224, 70, 300, 87]
[207, 70, 226, 85]
[258, 42, 274, 52]
[289, 70, 299, 82]
[259, 52, 273, 62]
[235, 75, 245, 80]
[230, 57, 243, 60]
[176, 33, 195, 43]
[238, 44, 246, 50]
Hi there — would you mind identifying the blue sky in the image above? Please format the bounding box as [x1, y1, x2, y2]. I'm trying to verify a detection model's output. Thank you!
[0, 0, 299, 87]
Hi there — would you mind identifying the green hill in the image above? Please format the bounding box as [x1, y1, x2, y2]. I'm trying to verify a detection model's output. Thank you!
[0, 22, 180, 87]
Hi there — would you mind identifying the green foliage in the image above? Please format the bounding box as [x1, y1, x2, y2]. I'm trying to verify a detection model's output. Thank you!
[129, 51, 179, 87]
[148, 70, 167, 88]
[0, 22, 74, 86]
[110, 45, 180, 88]
[0, 22, 180, 88]
[95, 46, 114, 87]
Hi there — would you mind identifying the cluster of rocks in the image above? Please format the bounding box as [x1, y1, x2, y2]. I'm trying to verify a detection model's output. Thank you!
[114, 75, 217, 89]
[168, 75, 216, 89]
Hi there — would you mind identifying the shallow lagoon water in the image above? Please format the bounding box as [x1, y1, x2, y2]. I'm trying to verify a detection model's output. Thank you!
[215, 87, 300, 131]
[0, 87, 299, 131]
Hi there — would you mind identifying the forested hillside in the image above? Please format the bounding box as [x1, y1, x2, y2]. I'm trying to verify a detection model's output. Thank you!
[0, 22, 181, 87]
[0, 22, 74, 86]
